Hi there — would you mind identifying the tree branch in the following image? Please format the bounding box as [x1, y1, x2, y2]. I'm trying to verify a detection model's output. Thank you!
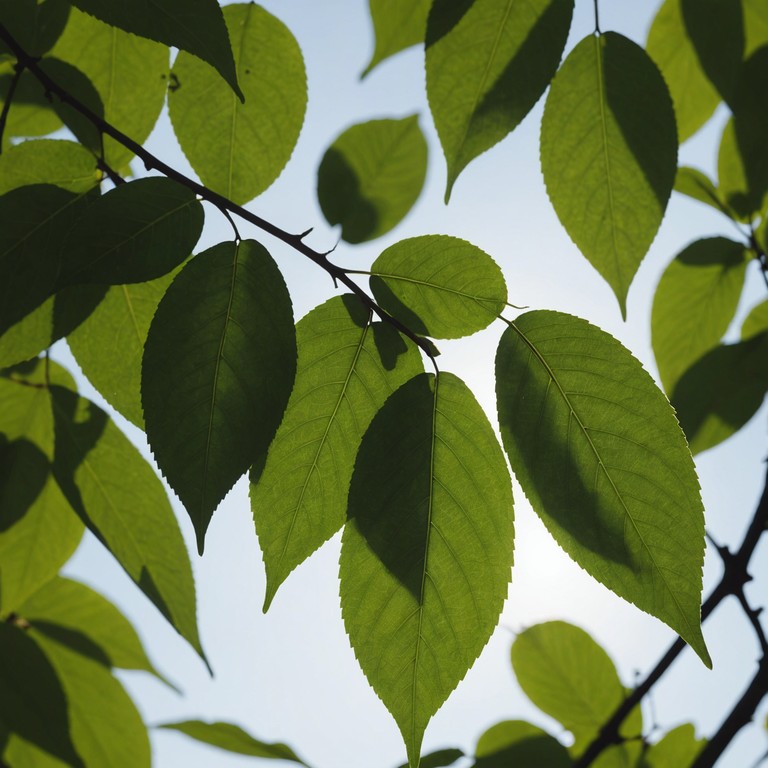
[0, 61, 25, 153]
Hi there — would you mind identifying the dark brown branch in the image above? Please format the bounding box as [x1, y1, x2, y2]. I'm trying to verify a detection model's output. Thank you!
[0, 22, 438, 361]
[0, 61, 25, 153]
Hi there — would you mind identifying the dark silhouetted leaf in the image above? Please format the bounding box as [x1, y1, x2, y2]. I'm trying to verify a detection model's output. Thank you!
[341, 372, 514, 766]
[143, 240, 296, 553]
[0, 66, 63, 138]
[0, 0, 69, 57]
[744, 0, 768, 55]
[426, 0, 573, 200]
[541, 33, 677, 318]
[472, 720, 570, 767]
[496, 311, 709, 664]
[396, 747, 464, 768]
[370, 235, 506, 338]
[252, 295, 422, 610]
[363, 0, 430, 76]
[317, 116, 426, 243]
[169, 3, 305, 205]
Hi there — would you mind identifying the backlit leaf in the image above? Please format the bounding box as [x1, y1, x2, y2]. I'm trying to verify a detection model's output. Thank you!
[510, 622, 641, 753]
[317, 116, 427, 243]
[59, 178, 203, 286]
[363, 0, 430, 77]
[67, 0, 241, 99]
[742, 299, 768, 340]
[0, 65, 62, 138]
[426, 0, 573, 200]
[252, 295, 422, 610]
[672, 333, 768, 454]
[0, 623, 82, 767]
[50, 7, 168, 169]
[143, 240, 296, 553]
[744, 0, 768, 56]
[50, 381, 205, 661]
[341, 372, 514, 766]
[169, 3, 306, 205]
[472, 720, 570, 768]
[651, 237, 748, 394]
[640, 724, 705, 768]
[496, 311, 708, 664]
[68, 270, 179, 429]
[673, 167, 731, 218]
[541, 33, 677, 318]
[158, 721, 309, 765]
[0, 0, 69, 57]
[370, 235, 506, 338]
[717, 118, 753, 221]
[592, 743, 643, 768]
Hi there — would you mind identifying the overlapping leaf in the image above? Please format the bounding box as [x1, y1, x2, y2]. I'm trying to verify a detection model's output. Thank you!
[340, 372, 514, 766]
[252, 295, 422, 610]
[50, 7, 169, 169]
[59, 177, 203, 285]
[66, 0, 240, 98]
[717, 118, 752, 221]
[673, 166, 731, 217]
[496, 311, 709, 664]
[0, 64, 62, 139]
[640, 724, 705, 768]
[541, 33, 677, 318]
[317, 116, 427, 243]
[0, 0, 69, 57]
[651, 237, 748, 394]
[396, 748, 464, 768]
[169, 3, 306, 205]
[742, 299, 768, 340]
[370, 235, 506, 338]
[510, 622, 641, 754]
[363, 0, 430, 76]
[472, 720, 571, 767]
[50, 377, 205, 661]
[143, 240, 296, 553]
[744, 0, 768, 55]
[426, 0, 573, 201]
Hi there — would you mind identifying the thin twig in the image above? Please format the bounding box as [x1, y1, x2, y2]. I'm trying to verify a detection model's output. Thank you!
[0, 61, 25, 153]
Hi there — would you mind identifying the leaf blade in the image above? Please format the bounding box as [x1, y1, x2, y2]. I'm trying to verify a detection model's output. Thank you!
[363, 0, 430, 77]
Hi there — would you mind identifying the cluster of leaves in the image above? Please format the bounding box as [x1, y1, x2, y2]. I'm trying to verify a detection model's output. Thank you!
[0, 0, 765, 766]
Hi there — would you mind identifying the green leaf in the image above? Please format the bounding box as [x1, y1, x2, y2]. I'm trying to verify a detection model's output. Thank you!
[169, 3, 306, 205]
[742, 299, 768, 340]
[541, 33, 677, 318]
[317, 116, 427, 243]
[472, 720, 571, 768]
[646, 0, 721, 141]
[49, 381, 205, 662]
[0, 183, 97, 334]
[717, 118, 753, 221]
[67, 270, 179, 429]
[29, 632, 150, 768]
[0, 65, 62, 139]
[59, 178, 204, 286]
[50, 7, 169, 169]
[0, 0, 69, 57]
[252, 295, 422, 610]
[672, 333, 768, 454]
[495, 311, 709, 664]
[18, 576, 169, 685]
[673, 167, 731, 218]
[370, 235, 506, 338]
[744, 0, 768, 56]
[510, 622, 641, 753]
[0, 139, 100, 196]
[396, 748, 464, 768]
[158, 721, 310, 765]
[640, 724, 705, 768]
[0, 623, 83, 768]
[143, 240, 296, 554]
[340, 372, 514, 766]
[66, 0, 241, 99]
[426, 0, 573, 201]
[0, 363, 84, 613]
[362, 0, 430, 77]
[592, 743, 643, 768]
[651, 237, 748, 394]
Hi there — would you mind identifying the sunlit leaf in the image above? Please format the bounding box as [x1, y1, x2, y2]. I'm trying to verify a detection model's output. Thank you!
[742, 299, 768, 340]
[143, 240, 296, 553]
[363, 0, 430, 76]
[66, 0, 240, 99]
[717, 118, 753, 222]
[158, 721, 310, 765]
[370, 235, 506, 338]
[0, 0, 69, 57]
[646, 0, 720, 141]
[541, 33, 677, 318]
[592, 742, 643, 768]
[672, 333, 768, 454]
[50, 7, 168, 168]
[252, 295, 422, 611]
[496, 311, 709, 664]
[50, 380, 205, 661]
[426, 0, 573, 200]
[169, 2, 305, 205]
[0, 623, 83, 767]
[510, 622, 641, 754]
[472, 720, 570, 768]
[651, 237, 748, 394]
[18, 576, 169, 685]
[744, 0, 768, 55]
[0, 65, 62, 138]
[67, 270, 179, 429]
[341, 372, 514, 766]
[640, 724, 705, 768]
[59, 178, 203, 285]
[673, 167, 731, 218]
[317, 116, 427, 243]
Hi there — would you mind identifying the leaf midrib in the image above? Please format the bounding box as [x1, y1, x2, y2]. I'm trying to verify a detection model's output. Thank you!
[373, 270, 503, 307]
